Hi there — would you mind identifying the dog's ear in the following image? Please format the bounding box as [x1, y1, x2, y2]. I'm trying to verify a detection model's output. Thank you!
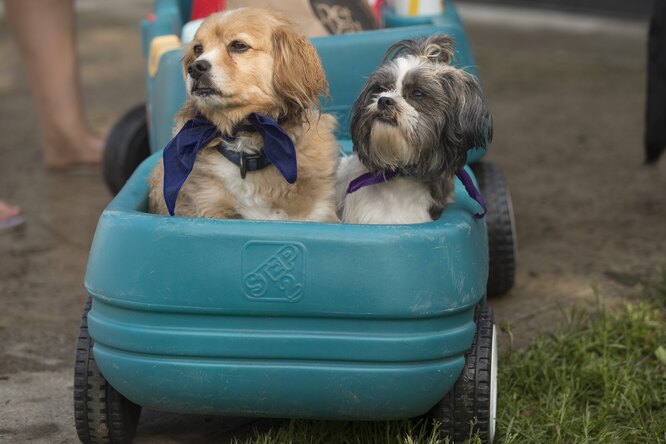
[438, 68, 493, 170]
[350, 73, 378, 146]
[383, 35, 455, 64]
[182, 40, 197, 78]
[272, 25, 329, 117]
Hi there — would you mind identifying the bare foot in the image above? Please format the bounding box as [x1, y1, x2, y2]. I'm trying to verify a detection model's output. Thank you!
[43, 129, 103, 170]
[0, 200, 23, 231]
[0, 200, 21, 220]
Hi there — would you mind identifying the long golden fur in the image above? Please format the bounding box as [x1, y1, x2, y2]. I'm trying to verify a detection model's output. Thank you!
[149, 8, 339, 221]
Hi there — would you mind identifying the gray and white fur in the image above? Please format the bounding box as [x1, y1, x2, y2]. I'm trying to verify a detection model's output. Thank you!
[336, 35, 492, 224]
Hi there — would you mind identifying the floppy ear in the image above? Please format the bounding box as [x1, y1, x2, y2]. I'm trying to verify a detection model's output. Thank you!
[349, 72, 383, 170]
[350, 74, 378, 145]
[182, 41, 197, 78]
[272, 25, 329, 117]
[439, 68, 492, 169]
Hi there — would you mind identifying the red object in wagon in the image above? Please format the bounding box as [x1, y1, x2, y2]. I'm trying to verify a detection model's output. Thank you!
[191, 0, 226, 20]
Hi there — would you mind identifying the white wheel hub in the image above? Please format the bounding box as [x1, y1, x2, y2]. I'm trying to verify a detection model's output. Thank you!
[489, 325, 498, 443]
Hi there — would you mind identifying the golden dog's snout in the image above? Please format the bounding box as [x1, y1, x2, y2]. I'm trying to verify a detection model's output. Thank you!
[187, 60, 211, 80]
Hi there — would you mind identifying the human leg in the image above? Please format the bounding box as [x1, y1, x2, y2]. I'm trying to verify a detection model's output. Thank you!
[645, 0, 666, 164]
[4, 0, 103, 169]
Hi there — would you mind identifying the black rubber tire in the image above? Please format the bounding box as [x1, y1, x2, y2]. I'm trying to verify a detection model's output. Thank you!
[74, 297, 142, 444]
[103, 104, 150, 196]
[471, 161, 516, 297]
[431, 305, 496, 443]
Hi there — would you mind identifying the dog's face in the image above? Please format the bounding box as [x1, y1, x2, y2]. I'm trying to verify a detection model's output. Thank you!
[184, 8, 328, 123]
[350, 36, 492, 181]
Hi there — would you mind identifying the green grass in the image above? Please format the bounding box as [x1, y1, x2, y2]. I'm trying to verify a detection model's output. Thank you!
[498, 275, 666, 443]
[247, 420, 445, 444]
[241, 270, 666, 444]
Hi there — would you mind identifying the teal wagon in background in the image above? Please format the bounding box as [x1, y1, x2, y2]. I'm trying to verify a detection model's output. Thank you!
[79, 2, 517, 443]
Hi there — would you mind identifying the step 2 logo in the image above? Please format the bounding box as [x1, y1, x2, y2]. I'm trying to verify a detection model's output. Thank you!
[242, 242, 306, 302]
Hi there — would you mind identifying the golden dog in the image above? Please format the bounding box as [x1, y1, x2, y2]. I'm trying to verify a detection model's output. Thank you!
[149, 8, 339, 221]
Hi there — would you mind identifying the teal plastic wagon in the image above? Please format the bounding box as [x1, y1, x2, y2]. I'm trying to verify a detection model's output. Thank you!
[77, 2, 517, 443]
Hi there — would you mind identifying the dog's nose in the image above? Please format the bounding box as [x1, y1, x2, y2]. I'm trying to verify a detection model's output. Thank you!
[187, 60, 211, 80]
[377, 96, 395, 110]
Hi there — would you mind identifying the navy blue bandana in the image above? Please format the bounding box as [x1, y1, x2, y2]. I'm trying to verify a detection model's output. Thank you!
[162, 112, 297, 216]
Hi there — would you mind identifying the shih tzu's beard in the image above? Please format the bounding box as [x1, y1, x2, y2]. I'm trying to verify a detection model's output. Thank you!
[358, 101, 421, 172]
[366, 121, 415, 171]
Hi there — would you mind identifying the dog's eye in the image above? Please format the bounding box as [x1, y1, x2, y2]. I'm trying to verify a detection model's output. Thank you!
[410, 89, 425, 99]
[193, 44, 204, 56]
[228, 40, 250, 53]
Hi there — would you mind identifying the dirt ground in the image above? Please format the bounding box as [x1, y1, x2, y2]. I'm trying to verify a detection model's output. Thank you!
[0, 2, 664, 443]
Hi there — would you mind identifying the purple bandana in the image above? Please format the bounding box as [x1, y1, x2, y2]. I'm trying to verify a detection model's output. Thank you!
[346, 168, 487, 219]
[455, 168, 487, 220]
[346, 170, 399, 194]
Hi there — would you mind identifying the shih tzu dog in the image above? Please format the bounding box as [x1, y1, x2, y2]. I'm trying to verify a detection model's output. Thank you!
[149, 8, 339, 222]
[336, 35, 492, 224]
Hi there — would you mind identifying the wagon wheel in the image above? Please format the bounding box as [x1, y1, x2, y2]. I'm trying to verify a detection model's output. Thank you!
[103, 104, 150, 196]
[431, 305, 497, 443]
[74, 297, 142, 444]
[471, 161, 516, 297]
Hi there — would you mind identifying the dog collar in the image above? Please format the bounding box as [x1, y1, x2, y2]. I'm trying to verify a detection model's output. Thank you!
[346, 168, 487, 219]
[455, 168, 487, 220]
[162, 112, 297, 216]
[216, 145, 273, 179]
[346, 170, 399, 194]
